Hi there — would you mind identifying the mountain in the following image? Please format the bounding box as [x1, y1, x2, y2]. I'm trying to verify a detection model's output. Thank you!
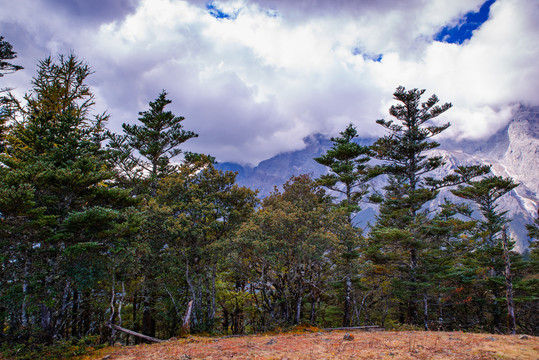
[217, 105, 539, 251]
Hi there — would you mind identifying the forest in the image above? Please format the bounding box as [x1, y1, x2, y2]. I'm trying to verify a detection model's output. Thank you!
[1, 37, 538, 356]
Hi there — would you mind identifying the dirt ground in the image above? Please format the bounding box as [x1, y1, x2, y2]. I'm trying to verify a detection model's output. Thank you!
[83, 330, 538, 360]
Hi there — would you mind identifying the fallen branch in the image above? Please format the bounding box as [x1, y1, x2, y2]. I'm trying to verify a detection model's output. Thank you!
[107, 323, 163, 343]
[323, 325, 384, 331]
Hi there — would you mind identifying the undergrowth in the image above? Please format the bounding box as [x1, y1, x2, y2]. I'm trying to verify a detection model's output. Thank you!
[0, 335, 104, 360]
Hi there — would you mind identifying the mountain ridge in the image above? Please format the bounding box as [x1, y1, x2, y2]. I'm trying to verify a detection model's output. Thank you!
[217, 105, 539, 251]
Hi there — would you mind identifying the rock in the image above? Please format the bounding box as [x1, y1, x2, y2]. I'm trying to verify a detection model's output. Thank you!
[343, 333, 354, 341]
[266, 338, 277, 345]
[102, 356, 111, 360]
[519, 335, 529, 340]
[486, 336, 496, 341]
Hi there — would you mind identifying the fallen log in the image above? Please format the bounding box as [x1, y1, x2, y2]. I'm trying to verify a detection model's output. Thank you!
[107, 323, 164, 343]
[323, 325, 384, 331]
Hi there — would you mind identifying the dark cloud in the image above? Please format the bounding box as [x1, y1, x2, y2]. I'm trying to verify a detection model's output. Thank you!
[44, 0, 141, 24]
[198, 0, 416, 17]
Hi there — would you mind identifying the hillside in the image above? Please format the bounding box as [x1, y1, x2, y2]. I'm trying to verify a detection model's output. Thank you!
[82, 330, 538, 360]
[217, 105, 539, 251]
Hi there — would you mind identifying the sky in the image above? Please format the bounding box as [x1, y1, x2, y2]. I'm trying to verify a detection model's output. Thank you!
[1, 0, 538, 165]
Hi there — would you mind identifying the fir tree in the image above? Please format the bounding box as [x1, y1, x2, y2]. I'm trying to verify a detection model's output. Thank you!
[451, 175, 520, 333]
[0, 36, 23, 94]
[368, 86, 487, 327]
[314, 123, 373, 327]
[0, 54, 137, 341]
[108, 91, 198, 196]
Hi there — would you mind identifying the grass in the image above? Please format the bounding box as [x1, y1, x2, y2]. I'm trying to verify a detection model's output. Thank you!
[76, 330, 539, 360]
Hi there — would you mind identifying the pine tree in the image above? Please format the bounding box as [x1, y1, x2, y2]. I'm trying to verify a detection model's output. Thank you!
[0, 36, 23, 94]
[0, 54, 137, 342]
[107, 91, 197, 337]
[0, 36, 23, 153]
[107, 91, 198, 196]
[451, 175, 520, 333]
[368, 86, 488, 327]
[314, 124, 373, 327]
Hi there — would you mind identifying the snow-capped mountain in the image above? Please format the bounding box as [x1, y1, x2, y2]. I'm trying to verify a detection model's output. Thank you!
[217, 106, 539, 251]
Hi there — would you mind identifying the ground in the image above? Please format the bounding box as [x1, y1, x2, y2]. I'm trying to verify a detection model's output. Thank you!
[79, 330, 538, 360]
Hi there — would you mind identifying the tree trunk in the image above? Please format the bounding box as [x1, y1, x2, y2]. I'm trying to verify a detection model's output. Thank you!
[185, 261, 198, 327]
[132, 291, 139, 344]
[109, 280, 117, 346]
[209, 265, 217, 327]
[423, 291, 429, 331]
[310, 295, 318, 324]
[408, 247, 418, 325]
[82, 290, 91, 336]
[182, 300, 194, 335]
[72, 287, 78, 337]
[343, 274, 352, 327]
[142, 290, 154, 338]
[502, 225, 517, 334]
[108, 323, 163, 343]
[437, 293, 443, 330]
[295, 292, 302, 325]
[41, 303, 52, 342]
[21, 255, 30, 328]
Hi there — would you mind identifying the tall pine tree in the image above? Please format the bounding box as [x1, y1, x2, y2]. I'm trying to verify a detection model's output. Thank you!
[314, 124, 373, 327]
[368, 86, 487, 328]
[0, 54, 136, 342]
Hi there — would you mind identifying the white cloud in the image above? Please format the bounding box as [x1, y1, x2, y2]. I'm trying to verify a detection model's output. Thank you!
[2, 0, 538, 165]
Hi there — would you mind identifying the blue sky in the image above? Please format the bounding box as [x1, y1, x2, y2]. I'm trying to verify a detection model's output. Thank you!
[435, 0, 495, 44]
[1, 0, 538, 165]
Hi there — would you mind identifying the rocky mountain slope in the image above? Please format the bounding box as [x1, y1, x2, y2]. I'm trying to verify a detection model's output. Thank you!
[217, 106, 539, 251]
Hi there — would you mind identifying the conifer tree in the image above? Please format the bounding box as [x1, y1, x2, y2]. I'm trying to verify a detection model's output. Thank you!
[0, 36, 23, 153]
[368, 86, 487, 327]
[0, 54, 136, 342]
[107, 91, 197, 196]
[451, 175, 519, 333]
[0, 36, 23, 94]
[314, 124, 372, 326]
[106, 91, 198, 337]
[368, 87, 452, 326]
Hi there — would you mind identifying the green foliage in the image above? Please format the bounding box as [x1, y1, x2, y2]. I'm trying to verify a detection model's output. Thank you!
[0, 35, 23, 94]
[155, 154, 258, 332]
[1, 51, 538, 356]
[367, 86, 489, 329]
[0, 335, 103, 360]
[314, 124, 372, 219]
[228, 175, 355, 329]
[0, 53, 138, 343]
[451, 175, 518, 246]
[372, 86, 451, 188]
[107, 91, 198, 196]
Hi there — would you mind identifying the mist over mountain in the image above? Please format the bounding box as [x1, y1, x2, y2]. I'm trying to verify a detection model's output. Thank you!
[217, 105, 539, 251]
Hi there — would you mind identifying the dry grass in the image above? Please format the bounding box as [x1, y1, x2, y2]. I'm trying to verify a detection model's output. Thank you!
[79, 330, 539, 360]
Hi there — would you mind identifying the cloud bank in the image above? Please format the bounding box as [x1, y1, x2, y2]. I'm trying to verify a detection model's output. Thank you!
[1, 0, 538, 165]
